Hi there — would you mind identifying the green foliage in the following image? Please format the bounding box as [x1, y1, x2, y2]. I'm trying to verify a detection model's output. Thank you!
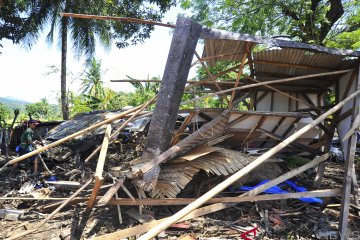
[25, 98, 61, 121]
[0, 103, 11, 121]
[180, 0, 360, 48]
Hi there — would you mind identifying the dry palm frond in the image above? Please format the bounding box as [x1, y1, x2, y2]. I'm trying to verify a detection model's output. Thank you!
[150, 148, 283, 198]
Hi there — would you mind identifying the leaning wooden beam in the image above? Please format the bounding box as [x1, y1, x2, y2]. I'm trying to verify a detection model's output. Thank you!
[181, 69, 353, 105]
[95, 189, 340, 240]
[259, 129, 322, 155]
[230, 44, 251, 103]
[97, 177, 126, 206]
[242, 116, 266, 144]
[86, 125, 112, 213]
[171, 112, 195, 145]
[84, 97, 156, 162]
[138, 88, 360, 239]
[340, 133, 358, 239]
[243, 152, 331, 197]
[194, 51, 228, 104]
[8, 178, 93, 240]
[61, 13, 175, 28]
[1, 104, 144, 169]
[108, 189, 340, 206]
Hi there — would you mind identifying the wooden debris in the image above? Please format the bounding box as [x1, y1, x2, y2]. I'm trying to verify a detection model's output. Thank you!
[86, 124, 111, 213]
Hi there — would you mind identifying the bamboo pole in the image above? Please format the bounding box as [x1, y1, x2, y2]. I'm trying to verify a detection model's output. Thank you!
[61, 13, 175, 28]
[138, 88, 360, 239]
[7, 178, 93, 240]
[1, 104, 144, 168]
[181, 69, 353, 105]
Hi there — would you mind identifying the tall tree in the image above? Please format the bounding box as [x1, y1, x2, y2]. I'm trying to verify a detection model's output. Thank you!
[81, 58, 106, 100]
[181, 0, 360, 48]
[2, 0, 175, 119]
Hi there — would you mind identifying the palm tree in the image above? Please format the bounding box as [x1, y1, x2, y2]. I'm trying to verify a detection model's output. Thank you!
[19, 0, 175, 119]
[81, 58, 106, 100]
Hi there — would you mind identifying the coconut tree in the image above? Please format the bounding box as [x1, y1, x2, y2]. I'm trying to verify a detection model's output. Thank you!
[14, 0, 175, 119]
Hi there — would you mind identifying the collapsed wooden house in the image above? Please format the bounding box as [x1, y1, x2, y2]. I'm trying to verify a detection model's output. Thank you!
[2, 16, 359, 240]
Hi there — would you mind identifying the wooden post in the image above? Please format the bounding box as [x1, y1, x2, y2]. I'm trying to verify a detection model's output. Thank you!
[138, 89, 360, 240]
[86, 124, 111, 212]
[143, 18, 202, 157]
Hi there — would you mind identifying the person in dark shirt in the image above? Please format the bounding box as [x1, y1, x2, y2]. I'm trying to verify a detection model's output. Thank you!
[18, 119, 41, 174]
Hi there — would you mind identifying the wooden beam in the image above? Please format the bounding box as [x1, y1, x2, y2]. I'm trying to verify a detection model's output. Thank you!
[194, 51, 229, 104]
[108, 189, 340, 206]
[181, 69, 353, 105]
[242, 116, 266, 144]
[341, 70, 357, 101]
[230, 43, 251, 103]
[243, 153, 331, 197]
[259, 116, 286, 148]
[259, 129, 322, 155]
[281, 118, 301, 138]
[61, 13, 175, 28]
[86, 125, 111, 212]
[171, 112, 195, 145]
[252, 60, 334, 71]
[97, 177, 125, 206]
[139, 89, 360, 240]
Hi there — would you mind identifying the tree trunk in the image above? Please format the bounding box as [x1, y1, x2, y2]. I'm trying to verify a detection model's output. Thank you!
[60, 1, 69, 120]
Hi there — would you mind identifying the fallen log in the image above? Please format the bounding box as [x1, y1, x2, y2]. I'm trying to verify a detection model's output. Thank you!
[139, 88, 360, 239]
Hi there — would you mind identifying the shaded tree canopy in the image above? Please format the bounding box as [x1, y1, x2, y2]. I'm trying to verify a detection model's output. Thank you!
[181, 0, 360, 49]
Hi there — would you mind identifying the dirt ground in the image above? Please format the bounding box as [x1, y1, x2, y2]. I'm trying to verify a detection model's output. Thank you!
[0, 154, 359, 240]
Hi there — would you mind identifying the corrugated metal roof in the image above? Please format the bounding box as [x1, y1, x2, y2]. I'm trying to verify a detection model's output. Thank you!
[203, 39, 250, 66]
[253, 48, 355, 77]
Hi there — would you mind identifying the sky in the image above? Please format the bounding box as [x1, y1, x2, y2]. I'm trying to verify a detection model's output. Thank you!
[0, 6, 201, 104]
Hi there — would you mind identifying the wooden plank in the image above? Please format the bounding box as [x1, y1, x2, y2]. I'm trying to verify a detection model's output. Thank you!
[139, 89, 360, 240]
[259, 117, 286, 148]
[97, 177, 125, 206]
[281, 118, 301, 138]
[96, 189, 341, 240]
[260, 129, 322, 154]
[244, 153, 331, 197]
[181, 69, 354, 105]
[86, 125, 111, 212]
[230, 43, 251, 103]
[339, 133, 358, 239]
[62, 13, 175, 28]
[242, 116, 266, 144]
[108, 189, 340, 206]
[171, 112, 195, 145]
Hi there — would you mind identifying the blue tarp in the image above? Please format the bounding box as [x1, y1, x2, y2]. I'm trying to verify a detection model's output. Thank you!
[238, 180, 323, 203]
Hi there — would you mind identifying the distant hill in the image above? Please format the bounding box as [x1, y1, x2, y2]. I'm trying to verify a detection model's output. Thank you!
[0, 97, 29, 112]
